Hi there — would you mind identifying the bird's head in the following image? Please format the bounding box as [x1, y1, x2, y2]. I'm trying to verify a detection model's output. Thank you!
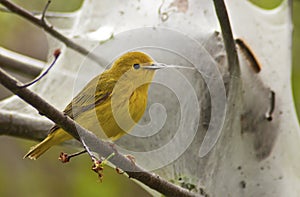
[110, 51, 165, 83]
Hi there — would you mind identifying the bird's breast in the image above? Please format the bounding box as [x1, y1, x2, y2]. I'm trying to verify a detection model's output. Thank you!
[77, 85, 150, 140]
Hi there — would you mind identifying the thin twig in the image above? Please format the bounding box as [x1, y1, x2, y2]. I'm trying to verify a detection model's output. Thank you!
[59, 150, 87, 163]
[19, 49, 61, 88]
[0, 67, 199, 197]
[0, 0, 106, 66]
[41, 0, 51, 23]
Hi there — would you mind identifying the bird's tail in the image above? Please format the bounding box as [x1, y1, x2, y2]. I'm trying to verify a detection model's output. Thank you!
[24, 129, 72, 160]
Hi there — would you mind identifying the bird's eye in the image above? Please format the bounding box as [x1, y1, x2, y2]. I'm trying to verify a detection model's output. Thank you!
[133, 64, 140, 69]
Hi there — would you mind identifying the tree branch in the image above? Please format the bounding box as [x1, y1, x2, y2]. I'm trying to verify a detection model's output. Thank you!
[0, 67, 199, 197]
[212, 0, 240, 77]
[0, 0, 106, 66]
[0, 47, 44, 77]
[0, 109, 50, 141]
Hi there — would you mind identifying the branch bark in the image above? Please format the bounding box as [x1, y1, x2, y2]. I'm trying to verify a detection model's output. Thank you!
[0, 67, 199, 197]
[0, 47, 44, 77]
[213, 0, 240, 77]
[0, 109, 50, 141]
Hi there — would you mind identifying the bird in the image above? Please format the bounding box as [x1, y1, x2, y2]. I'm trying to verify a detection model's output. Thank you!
[24, 51, 164, 160]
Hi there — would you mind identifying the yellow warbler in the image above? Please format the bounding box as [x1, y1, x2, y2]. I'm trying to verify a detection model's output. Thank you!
[24, 51, 163, 159]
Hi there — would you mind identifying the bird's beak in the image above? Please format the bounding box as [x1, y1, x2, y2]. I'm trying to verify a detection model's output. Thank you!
[141, 63, 167, 70]
[141, 63, 196, 70]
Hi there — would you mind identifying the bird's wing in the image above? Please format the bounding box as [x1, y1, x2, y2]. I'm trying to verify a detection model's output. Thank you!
[49, 72, 116, 134]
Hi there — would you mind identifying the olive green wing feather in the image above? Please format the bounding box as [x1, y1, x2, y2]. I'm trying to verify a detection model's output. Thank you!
[49, 72, 116, 133]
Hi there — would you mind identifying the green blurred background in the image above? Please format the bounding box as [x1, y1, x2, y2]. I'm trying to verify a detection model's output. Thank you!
[0, 0, 299, 196]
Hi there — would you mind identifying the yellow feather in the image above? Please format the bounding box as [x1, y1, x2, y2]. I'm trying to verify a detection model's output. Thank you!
[24, 51, 156, 159]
